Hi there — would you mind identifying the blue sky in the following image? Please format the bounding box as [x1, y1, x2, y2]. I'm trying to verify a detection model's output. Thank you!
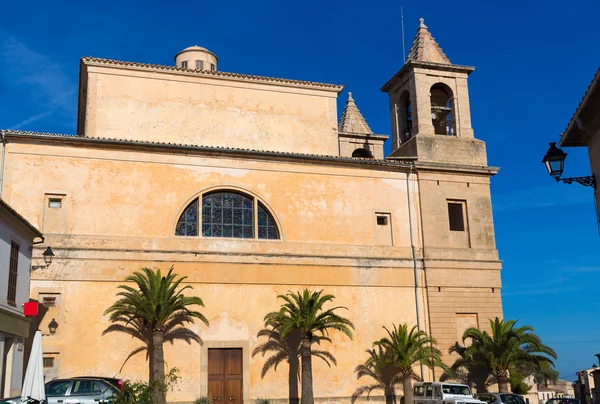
[1, 0, 599, 381]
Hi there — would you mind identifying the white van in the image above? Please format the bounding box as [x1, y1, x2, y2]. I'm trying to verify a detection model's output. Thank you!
[413, 382, 486, 404]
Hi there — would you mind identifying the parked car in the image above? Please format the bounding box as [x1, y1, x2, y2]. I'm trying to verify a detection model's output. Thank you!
[1, 377, 120, 404]
[477, 393, 527, 404]
[413, 382, 487, 404]
[76, 376, 124, 391]
[546, 399, 581, 404]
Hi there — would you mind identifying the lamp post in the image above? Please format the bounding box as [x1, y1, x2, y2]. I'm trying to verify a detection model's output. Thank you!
[542, 142, 596, 188]
[31, 246, 54, 271]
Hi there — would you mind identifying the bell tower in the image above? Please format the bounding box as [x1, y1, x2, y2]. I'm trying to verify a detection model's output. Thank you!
[382, 18, 486, 166]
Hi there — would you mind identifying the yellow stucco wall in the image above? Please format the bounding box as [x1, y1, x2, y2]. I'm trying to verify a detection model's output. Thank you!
[0, 135, 502, 402]
[79, 62, 341, 155]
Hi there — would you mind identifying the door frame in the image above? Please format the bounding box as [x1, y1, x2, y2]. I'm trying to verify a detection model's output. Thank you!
[201, 341, 250, 404]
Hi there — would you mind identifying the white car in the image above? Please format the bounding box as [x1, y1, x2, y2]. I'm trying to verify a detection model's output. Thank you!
[0, 378, 118, 404]
[414, 382, 487, 404]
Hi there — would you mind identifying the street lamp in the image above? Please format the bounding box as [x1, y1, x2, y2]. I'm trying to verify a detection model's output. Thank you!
[31, 246, 54, 271]
[542, 142, 596, 188]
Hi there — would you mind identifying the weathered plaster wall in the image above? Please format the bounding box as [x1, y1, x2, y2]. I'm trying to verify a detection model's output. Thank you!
[81, 64, 340, 155]
[2, 138, 502, 403]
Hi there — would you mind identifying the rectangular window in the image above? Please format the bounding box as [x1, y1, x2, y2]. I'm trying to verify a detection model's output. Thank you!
[48, 198, 62, 208]
[43, 357, 54, 368]
[181, 61, 188, 69]
[196, 60, 204, 70]
[447, 201, 466, 231]
[7, 241, 19, 306]
[425, 386, 433, 397]
[210, 63, 216, 71]
[373, 213, 393, 246]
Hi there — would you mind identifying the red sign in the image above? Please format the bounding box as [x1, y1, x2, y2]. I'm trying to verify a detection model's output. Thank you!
[23, 302, 39, 317]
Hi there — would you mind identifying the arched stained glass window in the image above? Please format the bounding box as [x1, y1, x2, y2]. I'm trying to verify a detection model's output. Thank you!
[202, 192, 254, 238]
[175, 191, 280, 240]
[175, 198, 199, 236]
[258, 202, 279, 240]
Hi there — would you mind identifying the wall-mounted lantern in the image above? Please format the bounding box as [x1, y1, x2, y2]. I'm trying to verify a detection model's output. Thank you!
[542, 142, 596, 188]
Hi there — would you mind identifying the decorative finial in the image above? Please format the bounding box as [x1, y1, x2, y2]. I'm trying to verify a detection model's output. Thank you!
[419, 18, 427, 28]
[348, 92, 354, 102]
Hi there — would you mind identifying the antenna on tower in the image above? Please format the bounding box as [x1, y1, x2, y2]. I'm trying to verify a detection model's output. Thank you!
[401, 6, 406, 64]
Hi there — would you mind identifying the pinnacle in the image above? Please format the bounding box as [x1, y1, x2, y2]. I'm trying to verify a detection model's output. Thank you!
[406, 18, 451, 64]
[339, 92, 373, 135]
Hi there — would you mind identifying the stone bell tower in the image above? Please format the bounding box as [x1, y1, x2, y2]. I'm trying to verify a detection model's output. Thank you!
[382, 18, 487, 166]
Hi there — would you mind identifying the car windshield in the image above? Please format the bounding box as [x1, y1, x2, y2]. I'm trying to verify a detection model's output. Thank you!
[546, 399, 579, 404]
[442, 384, 471, 395]
[501, 394, 526, 404]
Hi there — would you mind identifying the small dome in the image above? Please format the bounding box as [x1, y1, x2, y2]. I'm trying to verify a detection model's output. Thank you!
[174, 45, 218, 71]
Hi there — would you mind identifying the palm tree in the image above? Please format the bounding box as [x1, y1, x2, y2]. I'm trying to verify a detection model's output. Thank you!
[461, 318, 557, 393]
[103, 267, 209, 404]
[263, 289, 354, 404]
[351, 345, 402, 404]
[252, 326, 336, 404]
[441, 342, 495, 393]
[374, 324, 446, 404]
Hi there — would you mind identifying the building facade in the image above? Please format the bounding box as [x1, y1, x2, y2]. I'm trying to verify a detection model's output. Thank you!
[0, 20, 503, 402]
[0, 198, 43, 399]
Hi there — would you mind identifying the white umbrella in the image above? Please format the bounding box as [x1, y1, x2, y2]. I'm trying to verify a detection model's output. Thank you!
[21, 330, 45, 403]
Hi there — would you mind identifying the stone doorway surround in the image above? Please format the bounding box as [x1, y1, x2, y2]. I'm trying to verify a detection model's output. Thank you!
[200, 340, 250, 404]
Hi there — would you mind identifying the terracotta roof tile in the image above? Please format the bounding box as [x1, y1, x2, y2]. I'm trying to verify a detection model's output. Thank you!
[0, 198, 43, 238]
[3, 130, 412, 167]
[82, 57, 344, 91]
[559, 66, 600, 145]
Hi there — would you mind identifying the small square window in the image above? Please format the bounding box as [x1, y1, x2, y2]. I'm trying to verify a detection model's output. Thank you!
[196, 60, 204, 70]
[376, 216, 388, 226]
[210, 63, 216, 71]
[181, 61, 188, 69]
[43, 357, 54, 368]
[48, 198, 62, 209]
[448, 201, 465, 231]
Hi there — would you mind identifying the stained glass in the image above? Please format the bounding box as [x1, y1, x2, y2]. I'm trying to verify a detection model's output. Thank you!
[177, 192, 280, 240]
[175, 198, 199, 236]
[258, 202, 280, 239]
[202, 192, 254, 239]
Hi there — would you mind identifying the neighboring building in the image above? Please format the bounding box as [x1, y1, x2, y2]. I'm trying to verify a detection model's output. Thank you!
[0, 198, 43, 398]
[0, 20, 503, 402]
[536, 380, 575, 404]
[574, 356, 600, 404]
[557, 67, 600, 224]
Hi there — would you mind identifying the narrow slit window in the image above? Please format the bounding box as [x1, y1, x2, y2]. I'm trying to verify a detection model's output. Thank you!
[448, 201, 465, 231]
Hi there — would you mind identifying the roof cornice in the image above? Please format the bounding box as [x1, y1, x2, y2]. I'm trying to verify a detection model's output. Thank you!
[0, 198, 43, 239]
[81, 57, 344, 93]
[381, 61, 475, 93]
[3, 130, 498, 176]
[559, 66, 600, 147]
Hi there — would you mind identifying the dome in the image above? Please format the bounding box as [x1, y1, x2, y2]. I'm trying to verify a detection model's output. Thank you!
[174, 45, 218, 71]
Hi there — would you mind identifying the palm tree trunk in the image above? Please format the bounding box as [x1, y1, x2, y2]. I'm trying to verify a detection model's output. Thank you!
[498, 375, 510, 393]
[384, 387, 395, 404]
[289, 354, 300, 404]
[152, 328, 167, 404]
[300, 337, 314, 404]
[403, 377, 413, 404]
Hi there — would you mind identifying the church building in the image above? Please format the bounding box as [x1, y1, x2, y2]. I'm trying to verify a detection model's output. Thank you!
[0, 19, 502, 403]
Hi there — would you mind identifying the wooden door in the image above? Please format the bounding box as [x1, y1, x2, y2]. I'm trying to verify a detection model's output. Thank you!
[208, 349, 243, 404]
